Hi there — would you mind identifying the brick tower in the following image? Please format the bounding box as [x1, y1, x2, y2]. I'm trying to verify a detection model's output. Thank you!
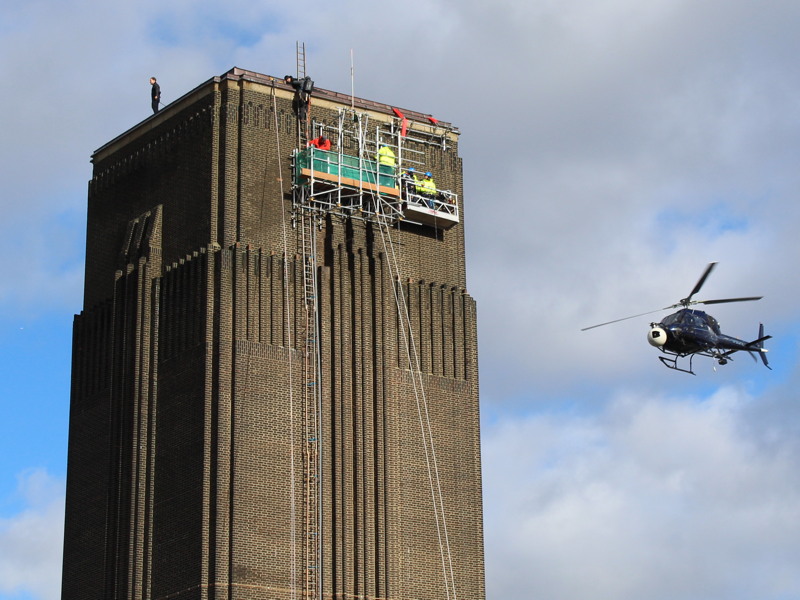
[62, 67, 484, 600]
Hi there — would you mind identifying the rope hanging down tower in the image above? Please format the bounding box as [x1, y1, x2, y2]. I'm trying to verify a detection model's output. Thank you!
[287, 42, 458, 599]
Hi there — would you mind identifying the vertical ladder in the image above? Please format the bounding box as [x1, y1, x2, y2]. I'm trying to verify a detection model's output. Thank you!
[296, 41, 309, 145]
[296, 40, 307, 80]
[300, 210, 320, 600]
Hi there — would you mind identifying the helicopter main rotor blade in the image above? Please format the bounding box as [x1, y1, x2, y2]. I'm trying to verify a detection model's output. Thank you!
[581, 308, 667, 331]
[582, 263, 765, 333]
[665, 296, 763, 309]
[680, 261, 717, 306]
[695, 296, 763, 305]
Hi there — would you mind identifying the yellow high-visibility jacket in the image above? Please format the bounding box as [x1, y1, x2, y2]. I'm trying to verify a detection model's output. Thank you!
[377, 145, 396, 166]
[417, 177, 437, 196]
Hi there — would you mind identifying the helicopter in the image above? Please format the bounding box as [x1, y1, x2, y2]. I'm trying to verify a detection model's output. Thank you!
[581, 262, 771, 374]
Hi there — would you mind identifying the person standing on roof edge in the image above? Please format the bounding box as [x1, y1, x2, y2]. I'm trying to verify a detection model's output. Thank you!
[284, 74, 314, 124]
[150, 77, 161, 114]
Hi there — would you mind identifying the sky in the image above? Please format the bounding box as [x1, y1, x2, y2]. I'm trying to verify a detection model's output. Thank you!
[2, 1, 800, 599]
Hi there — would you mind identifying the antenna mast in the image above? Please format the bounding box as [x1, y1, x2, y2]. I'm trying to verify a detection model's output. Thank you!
[350, 48, 355, 109]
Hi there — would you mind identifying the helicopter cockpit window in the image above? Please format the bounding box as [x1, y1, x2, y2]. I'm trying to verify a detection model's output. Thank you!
[663, 311, 707, 328]
[688, 312, 710, 328]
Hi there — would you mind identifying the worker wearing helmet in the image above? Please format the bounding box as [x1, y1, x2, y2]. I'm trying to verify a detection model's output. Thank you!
[417, 171, 437, 208]
[400, 167, 417, 199]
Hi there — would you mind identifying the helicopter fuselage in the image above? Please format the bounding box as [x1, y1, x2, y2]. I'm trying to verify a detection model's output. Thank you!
[647, 309, 754, 356]
[581, 263, 770, 374]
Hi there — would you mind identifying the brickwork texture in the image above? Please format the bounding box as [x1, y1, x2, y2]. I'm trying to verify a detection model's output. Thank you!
[63, 67, 484, 600]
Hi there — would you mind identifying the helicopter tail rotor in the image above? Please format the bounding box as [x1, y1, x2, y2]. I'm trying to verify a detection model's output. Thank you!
[755, 323, 771, 370]
[742, 324, 771, 369]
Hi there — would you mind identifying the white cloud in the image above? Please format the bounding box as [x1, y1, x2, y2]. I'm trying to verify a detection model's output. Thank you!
[0, 470, 64, 600]
[483, 386, 800, 600]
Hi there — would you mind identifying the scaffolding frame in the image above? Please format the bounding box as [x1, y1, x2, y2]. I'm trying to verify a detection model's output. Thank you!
[293, 108, 459, 229]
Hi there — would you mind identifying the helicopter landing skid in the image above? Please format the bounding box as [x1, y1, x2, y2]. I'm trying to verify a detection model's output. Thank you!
[657, 353, 697, 375]
[658, 349, 733, 375]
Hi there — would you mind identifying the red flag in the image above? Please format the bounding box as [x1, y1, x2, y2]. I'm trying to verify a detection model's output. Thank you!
[392, 108, 408, 137]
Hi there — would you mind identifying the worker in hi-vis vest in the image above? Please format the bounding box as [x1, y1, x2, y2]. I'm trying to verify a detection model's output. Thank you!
[417, 171, 437, 208]
[377, 144, 396, 179]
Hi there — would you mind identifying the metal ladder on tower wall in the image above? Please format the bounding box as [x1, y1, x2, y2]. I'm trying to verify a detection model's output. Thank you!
[296, 40, 307, 80]
[296, 41, 309, 146]
[300, 209, 320, 600]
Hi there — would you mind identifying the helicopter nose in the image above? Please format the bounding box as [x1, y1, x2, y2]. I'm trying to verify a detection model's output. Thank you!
[648, 326, 668, 348]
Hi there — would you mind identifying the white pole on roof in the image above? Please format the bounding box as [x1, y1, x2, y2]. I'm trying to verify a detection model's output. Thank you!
[350, 49, 355, 110]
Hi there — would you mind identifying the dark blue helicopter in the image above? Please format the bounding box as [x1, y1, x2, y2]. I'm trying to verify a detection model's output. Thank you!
[582, 262, 771, 374]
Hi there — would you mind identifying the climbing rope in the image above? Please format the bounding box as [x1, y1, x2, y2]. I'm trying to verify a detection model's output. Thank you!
[374, 207, 458, 600]
[271, 81, 299, 600]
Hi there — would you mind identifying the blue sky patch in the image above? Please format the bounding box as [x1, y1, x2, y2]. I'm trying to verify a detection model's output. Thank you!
[654, 202, 750, 238]
[149, 10, 283, 49]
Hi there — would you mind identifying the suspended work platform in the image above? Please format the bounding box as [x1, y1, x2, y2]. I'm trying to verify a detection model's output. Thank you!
[402, 190, 459, 228]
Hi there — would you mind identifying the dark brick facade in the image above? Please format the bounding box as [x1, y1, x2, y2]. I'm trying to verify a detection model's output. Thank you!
[63, 67, 484, 600]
